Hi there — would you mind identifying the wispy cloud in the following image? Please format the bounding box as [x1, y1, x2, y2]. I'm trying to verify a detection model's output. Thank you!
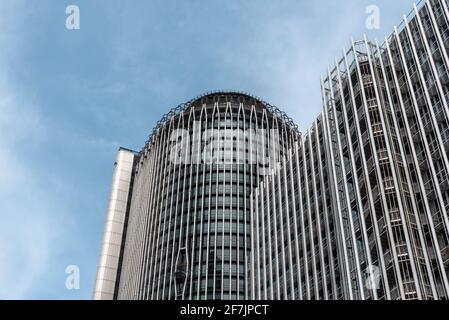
[0, 1, 77, 299]
[215, 0, 412, 132]
[0, 72, 58, 299]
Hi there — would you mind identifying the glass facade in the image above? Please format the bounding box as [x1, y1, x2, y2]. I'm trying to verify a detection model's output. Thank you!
[113, 93, 298, 300]
[250, 0, 449, 300]
[94, 0, 449, 300]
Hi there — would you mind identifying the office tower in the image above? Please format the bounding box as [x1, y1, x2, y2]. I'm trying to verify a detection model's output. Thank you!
[251, 0, 449, 300]
[94, 0, 449, 300]
[94, 92, 300, 300]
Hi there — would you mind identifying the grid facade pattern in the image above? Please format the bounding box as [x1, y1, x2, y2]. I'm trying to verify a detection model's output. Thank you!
[250, 0, 449, 300]
[115, 93, 297, 300]
[250, 119, 339, 299]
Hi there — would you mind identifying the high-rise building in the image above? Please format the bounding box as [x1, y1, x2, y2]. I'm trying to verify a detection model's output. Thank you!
[93, 93, 300, 300]
[94, 0, 449, 300]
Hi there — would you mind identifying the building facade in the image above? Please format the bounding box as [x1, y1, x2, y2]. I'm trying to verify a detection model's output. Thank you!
[94, 0, 449, 300]
[250, 0, 449, 300]
[94, 93, 300, 300]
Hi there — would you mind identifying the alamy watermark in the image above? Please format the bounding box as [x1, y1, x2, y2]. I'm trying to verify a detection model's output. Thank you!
[65, 265, 80, 290]
[169, 122, 282, 176]
[365, 265, 381, 290]
[65, 5, 80, 30]
[365, 5, 380, 30]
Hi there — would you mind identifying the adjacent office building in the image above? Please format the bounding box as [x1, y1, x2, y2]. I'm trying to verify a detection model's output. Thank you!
[94, 0, 449, 300]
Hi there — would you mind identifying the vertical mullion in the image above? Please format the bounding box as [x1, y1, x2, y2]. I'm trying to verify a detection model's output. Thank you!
[288, 137, 303, 299]
[321, 78, 353, 299]
[311, 119, 330, 300]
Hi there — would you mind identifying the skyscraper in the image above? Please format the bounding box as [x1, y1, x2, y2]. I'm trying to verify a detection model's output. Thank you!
[94, 0, 449, 300]
[93, 92, 300, 300]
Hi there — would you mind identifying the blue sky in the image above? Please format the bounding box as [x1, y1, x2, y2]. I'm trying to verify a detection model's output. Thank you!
[0, 0, 414, 299]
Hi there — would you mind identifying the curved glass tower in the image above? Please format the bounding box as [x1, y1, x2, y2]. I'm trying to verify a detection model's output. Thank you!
[94, 92, 300, 300]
